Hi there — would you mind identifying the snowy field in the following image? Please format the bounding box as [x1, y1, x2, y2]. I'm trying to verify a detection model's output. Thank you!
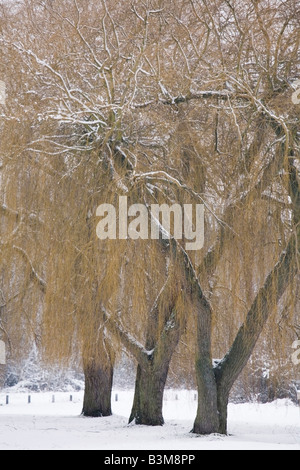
[0, 390, 299, 450]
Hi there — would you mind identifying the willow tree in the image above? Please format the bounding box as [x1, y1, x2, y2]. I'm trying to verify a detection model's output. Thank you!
[1, 0, 299, 435]
[0, 13, 49, 385]
[106, 0, 299, 431]
[0, 0, 118, 415]
[1, 0, 182, 417]
[133, 0, 299, 434]
[0, 0, 193, 424]
[107, 0, 299, 432]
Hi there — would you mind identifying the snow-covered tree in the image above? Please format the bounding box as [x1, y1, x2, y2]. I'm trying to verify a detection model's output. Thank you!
[0, 0, 299, 435]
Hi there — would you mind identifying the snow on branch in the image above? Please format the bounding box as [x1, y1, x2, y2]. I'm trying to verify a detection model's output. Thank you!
[135, 170, 236, 233]
[102, 307, 154, 366]
[131, 90, 236, 109]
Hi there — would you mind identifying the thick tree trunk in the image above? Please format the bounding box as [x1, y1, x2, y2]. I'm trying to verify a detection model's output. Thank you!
[193, 220, 299, 434]
[128, 306, 182, 426]
[129, 360, 170, 426]
[193, 366, 230, 435]
[82, 357, 114, 417]
[192, 288, 220, 434]
[216, 388, 230, 435]
[193, 357, 219, 434]
[215, 227, 298, 433]
[106, 265, 184, 426]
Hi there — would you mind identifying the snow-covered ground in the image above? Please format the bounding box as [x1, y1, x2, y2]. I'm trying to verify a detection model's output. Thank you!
[0, 390, 299, 450]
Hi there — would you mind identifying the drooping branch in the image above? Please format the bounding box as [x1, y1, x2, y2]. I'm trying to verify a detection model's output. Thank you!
[215, 224, 299, 398]
[199, 129, 292, 278]
[0, 204, 19, 219]
[13, 246, 47, 294]
[102, 308, 151, 368]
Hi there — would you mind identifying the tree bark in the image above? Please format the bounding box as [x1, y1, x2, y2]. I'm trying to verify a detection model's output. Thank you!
[128, 304, 183, 426]
[192, 279, 220, 434]
[216, 389, 230, 435]
[193, 356, 219, 434]
[129, 360, 170, 426]
[105, 253, 185, 427]
[82, 351, 114, 418]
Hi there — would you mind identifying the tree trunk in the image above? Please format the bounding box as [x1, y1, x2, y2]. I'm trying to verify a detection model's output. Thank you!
[216, 388, 230, 435]
[82, 357, 114, 417]
[192, 288, 220, 434]
[129, 360, 169, 426]
[128, 306, 183, 426]
[192, 215, 299, 434]
[193, 357, 220, 434]
[193, 365, 230, 435]
[106, 266, 184, 427]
